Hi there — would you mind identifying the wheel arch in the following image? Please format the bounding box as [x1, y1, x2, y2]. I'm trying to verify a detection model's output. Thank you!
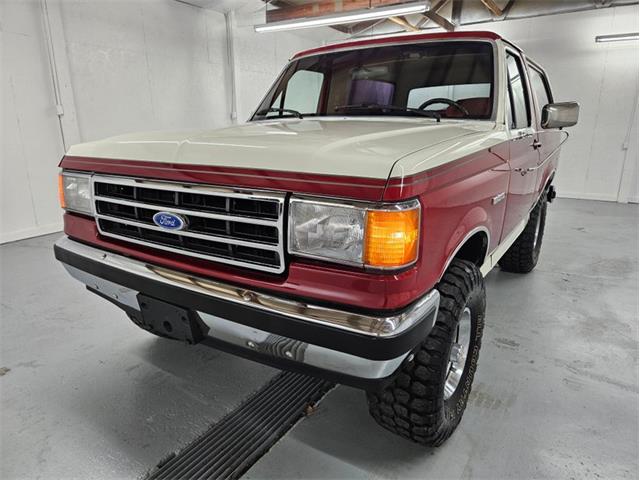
[438, 226, 490, 281]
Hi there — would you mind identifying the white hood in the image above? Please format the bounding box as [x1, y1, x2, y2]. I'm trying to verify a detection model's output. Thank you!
[66, 117, 496, 179]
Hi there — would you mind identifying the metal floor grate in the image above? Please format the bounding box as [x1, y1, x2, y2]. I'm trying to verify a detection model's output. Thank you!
[146, 372, 334, 480]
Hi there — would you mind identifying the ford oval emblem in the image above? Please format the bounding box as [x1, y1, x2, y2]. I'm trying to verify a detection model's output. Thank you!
[152, 211, 187, 231]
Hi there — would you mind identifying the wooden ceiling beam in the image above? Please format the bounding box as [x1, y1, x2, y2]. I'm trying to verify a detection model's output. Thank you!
[265, 0, 412, 23]
[423, 11, 455, 30]
[451, 0, 462, 25]
[388, 15, 420, 32]
[416, 0, 454, 32]
[499, 0, 516, 19]
[480, 0, 504, 16]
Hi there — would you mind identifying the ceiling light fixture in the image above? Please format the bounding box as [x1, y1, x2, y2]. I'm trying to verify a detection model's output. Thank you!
[595, 32, 639, 43]
[255, 1, 430, 33]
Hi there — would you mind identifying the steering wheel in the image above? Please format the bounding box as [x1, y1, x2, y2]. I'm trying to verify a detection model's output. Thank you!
[418, 98, 470, 117]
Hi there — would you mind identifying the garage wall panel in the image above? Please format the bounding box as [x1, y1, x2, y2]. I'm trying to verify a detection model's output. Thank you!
[1, 0, 236, 243]
[64, 40, 156, 141]
[585, 39, 638, 200]
[59, 0, 148, 52]
[59, 0, 230, 141]
[146, 53, 229, 130]
[1, 0, 66, 243]
[620, 100, 639, 203]
[141, 1, 212, 61]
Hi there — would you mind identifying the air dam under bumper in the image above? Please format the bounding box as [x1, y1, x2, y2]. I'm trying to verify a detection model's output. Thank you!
[54, 237, 440, 388]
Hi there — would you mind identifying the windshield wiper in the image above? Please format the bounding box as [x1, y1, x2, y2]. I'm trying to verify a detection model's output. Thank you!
[255, 107, 304, 119]
[335, 103, 441, 122]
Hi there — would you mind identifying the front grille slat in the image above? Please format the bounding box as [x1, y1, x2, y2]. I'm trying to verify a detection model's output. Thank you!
[96, 215, 280, 249]
[92, 176, 285, 273]
[96, 201, 279, 245]
[94, 195, 279, 226]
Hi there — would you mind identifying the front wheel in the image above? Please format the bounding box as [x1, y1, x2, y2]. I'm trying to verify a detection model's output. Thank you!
[366, 259, 486, 446]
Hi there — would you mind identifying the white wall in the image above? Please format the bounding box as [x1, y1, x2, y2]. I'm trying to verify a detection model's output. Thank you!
[59, 0, 230, 141]
[619, 98, 639, 203]
[2, 0, 68, 243]
[458, 5, 639, 203]
[1, 0, 231, 243]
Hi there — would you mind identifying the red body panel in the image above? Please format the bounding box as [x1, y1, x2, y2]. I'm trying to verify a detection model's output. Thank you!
[60, 145, 510, 312]
[62, 156, 387, 202]
[535, 130, 567, 193]
[501, 135, 538, 238]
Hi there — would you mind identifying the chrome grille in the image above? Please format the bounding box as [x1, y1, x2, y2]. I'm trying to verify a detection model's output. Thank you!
[92, 175, 286, 273]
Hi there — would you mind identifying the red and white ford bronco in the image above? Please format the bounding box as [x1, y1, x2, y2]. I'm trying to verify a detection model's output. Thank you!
[55, 31, 578, 446]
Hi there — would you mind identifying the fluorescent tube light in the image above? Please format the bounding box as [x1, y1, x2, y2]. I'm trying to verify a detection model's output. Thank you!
[595, 32, 638, 43]
[255, 1, 429, 33]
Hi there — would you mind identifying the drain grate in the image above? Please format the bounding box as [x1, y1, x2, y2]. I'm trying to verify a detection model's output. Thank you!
[146, 371, 334, 480]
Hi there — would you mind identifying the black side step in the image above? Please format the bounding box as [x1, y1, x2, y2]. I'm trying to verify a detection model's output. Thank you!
[146, 372, 334, 480]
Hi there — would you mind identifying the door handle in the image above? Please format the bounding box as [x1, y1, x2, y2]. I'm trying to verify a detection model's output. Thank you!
[531, 140, 542, 150]
[512, 130, 533, 141]
[514, 167, 536, 176]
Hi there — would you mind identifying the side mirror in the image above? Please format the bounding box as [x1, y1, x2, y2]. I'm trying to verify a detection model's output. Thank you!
[541, 102, 579, 129]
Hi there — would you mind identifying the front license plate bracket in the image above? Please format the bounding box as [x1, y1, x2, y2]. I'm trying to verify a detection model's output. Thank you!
[137, 294, 209, 344]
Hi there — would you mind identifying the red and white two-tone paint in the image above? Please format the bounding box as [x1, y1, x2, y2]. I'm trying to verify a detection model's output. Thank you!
[55, 31, 578, 445]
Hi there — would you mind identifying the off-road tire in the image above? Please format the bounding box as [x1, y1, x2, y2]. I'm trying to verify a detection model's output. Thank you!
[499, 195, 547, 273]
[366, 259, 486, 446]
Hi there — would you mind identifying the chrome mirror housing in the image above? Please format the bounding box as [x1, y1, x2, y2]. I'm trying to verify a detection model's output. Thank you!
[541, 102, 579, 129]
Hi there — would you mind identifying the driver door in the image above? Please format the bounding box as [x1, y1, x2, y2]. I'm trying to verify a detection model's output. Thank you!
[501, 49, 540, 239]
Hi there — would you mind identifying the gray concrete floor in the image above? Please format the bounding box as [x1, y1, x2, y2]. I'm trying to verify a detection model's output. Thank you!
[1, 199, 638, 479]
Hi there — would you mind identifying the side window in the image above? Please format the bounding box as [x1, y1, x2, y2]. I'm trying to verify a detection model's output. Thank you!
[505, 53, 530, 129]
[280, 70, 324, 115]
[528, 66, 552, 109]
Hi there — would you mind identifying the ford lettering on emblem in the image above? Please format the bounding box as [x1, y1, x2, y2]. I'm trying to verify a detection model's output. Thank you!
[153, 212, 187, 231]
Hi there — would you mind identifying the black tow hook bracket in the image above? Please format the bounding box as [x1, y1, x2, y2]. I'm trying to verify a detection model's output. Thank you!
[547, 185, 557, 203]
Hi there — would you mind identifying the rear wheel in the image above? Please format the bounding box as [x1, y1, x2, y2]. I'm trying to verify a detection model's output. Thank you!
[366, 259, 486, 446]
[499, 195, 547, 273]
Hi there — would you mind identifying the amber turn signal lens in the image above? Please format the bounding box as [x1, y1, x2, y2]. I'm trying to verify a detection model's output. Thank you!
[58, 174, 66, 209]
[364, 207, 420, 268]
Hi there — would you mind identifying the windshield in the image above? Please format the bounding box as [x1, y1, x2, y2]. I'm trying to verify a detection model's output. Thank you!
[252, 41, 494, 121]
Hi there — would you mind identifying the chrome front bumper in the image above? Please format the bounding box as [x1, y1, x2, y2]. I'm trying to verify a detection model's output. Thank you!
[55, 237, 440, 384]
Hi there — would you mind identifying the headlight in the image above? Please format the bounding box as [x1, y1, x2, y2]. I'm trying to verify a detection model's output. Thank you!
[289, 197, 420, 269]
[58, 172, 92, 214]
